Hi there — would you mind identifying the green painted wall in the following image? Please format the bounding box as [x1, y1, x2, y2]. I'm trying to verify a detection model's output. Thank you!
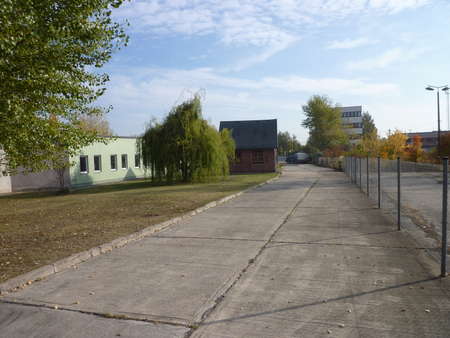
[69, 137, 147, 187]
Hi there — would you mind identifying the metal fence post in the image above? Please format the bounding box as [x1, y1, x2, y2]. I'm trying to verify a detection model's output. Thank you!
[441, 157, 448, 277]
[346, 157, 348, 176]
[347, 157, 350, 177]
[366, 156, 369, 195]
[354, 157, 357, 184]
[348, 157, 351, 180]
[349, 157, 351, 180]
[397, 157, 401, 231]
[351, 157, 354, 183]
[352, 156, 354, 183]
[377, 156, 381, 209]
[359, 157, 362, 188]
[345, 156, 348, 177]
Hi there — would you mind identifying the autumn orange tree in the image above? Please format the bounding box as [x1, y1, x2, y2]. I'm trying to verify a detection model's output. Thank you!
[404, 135, 425, 162]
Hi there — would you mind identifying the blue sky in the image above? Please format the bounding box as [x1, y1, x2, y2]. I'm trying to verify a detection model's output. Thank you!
[98, 0, 450, 143]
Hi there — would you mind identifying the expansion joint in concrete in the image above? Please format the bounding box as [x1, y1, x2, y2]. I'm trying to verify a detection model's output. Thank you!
[185, 178, 320, 337]
[0, 299, 191, 329]
[270, 240, 434, 251]
[153, 235, 266, 243]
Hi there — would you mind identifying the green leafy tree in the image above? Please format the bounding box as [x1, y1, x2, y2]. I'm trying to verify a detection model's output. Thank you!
[362, 112, 377, 137]
[0, 0, 128, 173]
[302, 95, 348, 152]
[139, 96, 235, 183]
[278, 131, 302, 156]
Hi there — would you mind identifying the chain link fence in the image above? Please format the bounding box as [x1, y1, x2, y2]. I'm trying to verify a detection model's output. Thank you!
[343, 156, 448, 276]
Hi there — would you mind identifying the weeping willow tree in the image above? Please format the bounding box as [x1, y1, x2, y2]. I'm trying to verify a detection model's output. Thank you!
[139, 96, 235, 183]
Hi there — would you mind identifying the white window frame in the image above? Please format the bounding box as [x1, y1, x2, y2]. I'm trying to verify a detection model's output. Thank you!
[93, 155, 102, 172]
[110, 154, 117, 171]
[79, 155, 89, 174]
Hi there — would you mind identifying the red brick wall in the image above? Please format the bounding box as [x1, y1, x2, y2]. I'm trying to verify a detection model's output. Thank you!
[231, 149, 277, 173]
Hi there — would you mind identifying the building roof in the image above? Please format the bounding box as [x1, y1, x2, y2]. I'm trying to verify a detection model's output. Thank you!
[339, 106, 362, 112]
[219, 119, 277, 150]
[101, 136, 138, 139]
[406, 131, 450, 137]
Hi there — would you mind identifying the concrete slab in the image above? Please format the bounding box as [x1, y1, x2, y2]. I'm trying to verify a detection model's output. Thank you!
[3, 236, 264, 324]
[192, 165, 450, 338]
[193, 242, 449, 338]
[158, 204, 291, 241]
[274, 225, 419, 248]
[0, 303, 188, 338]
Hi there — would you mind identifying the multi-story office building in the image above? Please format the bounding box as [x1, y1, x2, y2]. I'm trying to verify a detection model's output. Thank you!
[339, 106, 363, 144]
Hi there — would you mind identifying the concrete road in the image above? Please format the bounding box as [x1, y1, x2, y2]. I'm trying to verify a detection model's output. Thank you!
[1, 165, 449, 337]
[379, 171, 444, 243]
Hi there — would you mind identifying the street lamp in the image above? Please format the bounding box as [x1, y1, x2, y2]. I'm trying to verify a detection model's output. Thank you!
[426, 85, 449, 159]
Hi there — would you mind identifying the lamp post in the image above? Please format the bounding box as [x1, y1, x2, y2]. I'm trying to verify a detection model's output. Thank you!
[426, 85, 449, 159]
[445, 90, 450, 131]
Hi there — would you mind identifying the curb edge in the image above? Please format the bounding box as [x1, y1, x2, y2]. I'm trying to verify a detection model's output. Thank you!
[0, 173, 281, 295]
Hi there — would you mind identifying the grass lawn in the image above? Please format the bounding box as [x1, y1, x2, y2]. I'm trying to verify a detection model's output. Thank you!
[0, 173, 277, 283]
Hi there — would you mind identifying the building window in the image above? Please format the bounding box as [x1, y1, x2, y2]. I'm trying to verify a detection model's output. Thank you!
[80, 156, 88, 173]
[235, 150, 241, 163]
[94, 155, 102, 172]
[110, 155, 117, 170]
[134, 154, 140, 168]
[252, 150, 264, 164]
[121, 154, 128, 169]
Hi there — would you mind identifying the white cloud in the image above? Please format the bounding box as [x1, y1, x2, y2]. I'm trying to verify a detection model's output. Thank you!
[347, 48, 403, 70]
[104, 67, 398, 109]
[327, 37, 376, 49]
[229, 35, 299, 71]
[346, 47, 426, 70]
[117, 1, 431, 40]
[369, 0, 430, 13]
[102, 66, 399, 141]
[114, 0, 430, 68]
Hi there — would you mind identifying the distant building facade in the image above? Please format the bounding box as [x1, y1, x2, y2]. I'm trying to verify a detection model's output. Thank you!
[340, 106, 363, 144]
[406, 131, 450, 152]
[219, 119, 278, 173]
[0, 137, 146, 194]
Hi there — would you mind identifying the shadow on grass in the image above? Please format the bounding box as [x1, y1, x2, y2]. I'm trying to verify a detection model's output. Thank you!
[0, 179, 167, 200]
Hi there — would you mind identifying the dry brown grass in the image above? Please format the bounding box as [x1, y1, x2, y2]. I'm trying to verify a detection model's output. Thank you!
[0, 173, 276, 283]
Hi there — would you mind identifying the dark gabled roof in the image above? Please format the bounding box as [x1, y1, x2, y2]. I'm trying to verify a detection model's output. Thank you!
[219, 119, 277, 150]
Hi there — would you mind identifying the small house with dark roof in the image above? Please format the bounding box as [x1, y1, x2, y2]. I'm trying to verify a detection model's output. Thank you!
[219, 119, 278, 173]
